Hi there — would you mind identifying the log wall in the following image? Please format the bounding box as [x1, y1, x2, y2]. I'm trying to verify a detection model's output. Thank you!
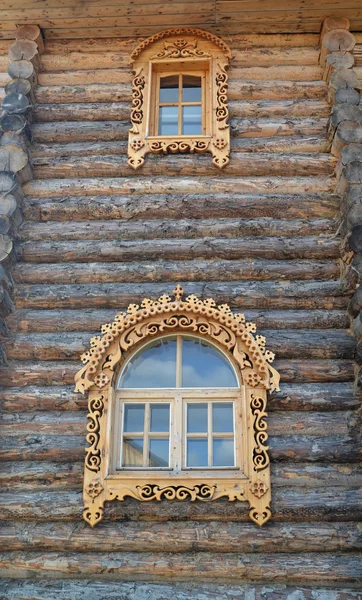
[0, 27, 361, 599]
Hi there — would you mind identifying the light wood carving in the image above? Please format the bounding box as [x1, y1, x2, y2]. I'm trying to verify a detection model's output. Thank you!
[75, 286, 279, 528]
[127, 28, 231, 170]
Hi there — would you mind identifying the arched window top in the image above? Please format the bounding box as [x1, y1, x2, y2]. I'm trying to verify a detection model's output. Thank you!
[118, 335, 239, 389]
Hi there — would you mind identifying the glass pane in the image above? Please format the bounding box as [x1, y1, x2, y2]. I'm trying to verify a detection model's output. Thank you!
[182, 105, 202, 135]
[149, 438, 169, 467]
[160, 75, 179, 103]
[123, 438, 144, 467]
[187, 403, 208, 433]
[213, 438, 234, 467]
[187, 439, 208, 467]
[150, 404, 170, 432]
[119, 338, 177, 388]
[182, 338, 238, 388]
[213, 403, 234, 433]
[159, 106, 178, 135]
[124, 404, 144, 432]
[182, 75, 202, 102]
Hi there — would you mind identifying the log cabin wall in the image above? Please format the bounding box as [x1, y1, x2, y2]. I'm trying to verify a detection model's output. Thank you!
[0, 25, 362, 599]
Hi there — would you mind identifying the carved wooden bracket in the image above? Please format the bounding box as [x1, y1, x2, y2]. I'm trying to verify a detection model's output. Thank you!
[127, 28, 231, 170]
[75, 286, 280, 528]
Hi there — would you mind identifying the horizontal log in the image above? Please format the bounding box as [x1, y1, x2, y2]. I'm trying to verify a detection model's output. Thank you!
[8, 39, 38, 62]
[22, 192, 339, 222]
[30, 136, 330, 158]
[0, 521, 360, 554]
[32, 99, 330, 122]
[31, 118, 329, 145]
[34, 80, 327, 105]
[13, 259, 339, 285]
[7, 59, 35, 81]
[0, 357, 355, 389]
[36, 66, 324, 87]
[2, 330, 354, 361]
[1, 486, 362, 522]
[18, 218, 336, 242]
[2, 460, 361, 492]
[13, 281, 350, 311]
[17, 236, 340, 264]
[0, 410, 353, 438]
[0, 381, 357, 413]
[0, 550, 360, 583]
[1, 581, 360, 600]
[23, 176, 335, 199]
[32, 152, 335, 180]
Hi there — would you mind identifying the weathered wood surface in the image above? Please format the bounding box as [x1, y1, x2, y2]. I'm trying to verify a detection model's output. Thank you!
[0, 521, 361, 553]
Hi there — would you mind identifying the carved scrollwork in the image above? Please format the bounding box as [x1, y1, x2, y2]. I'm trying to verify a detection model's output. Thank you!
[85, 393, 104, 473]
[86, 480, 104, 500]
[249, 479, 268, 499]
[148, 139, 210, 155]
[151, 38, 210, 60]
[215, 65, 229, 127]
[250, 394, 270, 472]
[130, 68, 145, 130]
[249, 506, 271, 527]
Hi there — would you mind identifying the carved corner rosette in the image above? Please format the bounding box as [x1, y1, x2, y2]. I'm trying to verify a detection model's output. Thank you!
[76, 285, 279, 527]
[127, 28, 231, 170]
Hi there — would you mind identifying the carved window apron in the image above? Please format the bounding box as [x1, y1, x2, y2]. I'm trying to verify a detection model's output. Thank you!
[75, 286, 280, 527]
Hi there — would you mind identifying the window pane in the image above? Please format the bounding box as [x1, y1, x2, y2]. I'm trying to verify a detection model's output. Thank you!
[182, 75, 202, 102]
[213, 438, 234, 467]
[149, 439, 169, 467]
[213, 403, 234, 433]
[124, 404, 144, 432]
[182, 338, 238, 388]
[187, 439, 208, 467]
[187, 403, 208, 433]
[160, 75, 179, 103]
[150, 404, 170, 432]
[182, 105, 202, 135]
[159, 106, 178, 135]
[123, 438, 144, 467]
[119, 338, 177, 388]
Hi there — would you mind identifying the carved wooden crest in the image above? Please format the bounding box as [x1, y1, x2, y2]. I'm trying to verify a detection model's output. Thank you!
[127, 28, 231, 170]
[75, 286, 280, 528]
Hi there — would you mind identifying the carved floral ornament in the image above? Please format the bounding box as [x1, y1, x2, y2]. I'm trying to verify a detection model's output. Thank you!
[127, 28, 231, 170]
[75, 286, 280, 528]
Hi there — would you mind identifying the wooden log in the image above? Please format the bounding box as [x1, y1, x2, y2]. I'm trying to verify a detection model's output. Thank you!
[13, 281, 349, 312]
[13, 259, 339, 286]
[8, 40, 38, 62]
[1, 485, 361, 522]
[0, 113, 26, 134]
[0, 521, 360, 554]
[329, 67, 359, 91]
[2, 330, 354, 362]
[323, 52, 355, 82]
[31, 153, 336, 180]
[0, 550, 361, 583]
[23, 193, 339, 222]
[15, 25, 44, 54]
[17, 236, 340, 264]
[4, 78, 31, 97]
[0, 358, 354, 388]
[22, 176, 335, 199]
[0, 172, 16, 193]
[335, 88, 361, 104]
[320, 17, 350, 40]
[1, 92, 29, 115]
[18, 217, 336, 243]
[320, 29, 356, 67]
[330, 105, 362, 129]
[0, 145, 28, 174]
[0, 194, 17, 218]
[7, 60, 35, 82]
[331, 121, 362, 157]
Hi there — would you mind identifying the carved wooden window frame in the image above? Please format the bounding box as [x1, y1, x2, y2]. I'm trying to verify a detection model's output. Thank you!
[127, 28, 231, 170]
[75, 286, 280, 528]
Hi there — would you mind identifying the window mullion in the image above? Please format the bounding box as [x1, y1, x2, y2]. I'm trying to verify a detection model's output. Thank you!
[178, 73, 182, 136]
[174, 392, 182, 472]
[208, 402, 212, 467]
[143, 403, 150, 467]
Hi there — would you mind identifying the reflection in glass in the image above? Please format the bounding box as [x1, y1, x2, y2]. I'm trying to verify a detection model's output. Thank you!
[187, 403, 208, 433]
[150, 404, 170, 432]
[123, 438, 143, 467]
[182, 338, 238, 387]
[187, 439, 208, 467]
[182, 105, 202, 135]
[213, 403, 234, 433]
[213, 438, 234, 467]
[124, 404, 144, 432]
[159, 106, 178, 135]
[119, 338, 177, 388]
[182, 75, 202, 102]
[149, 439, 169, 467]
[160, 75, 179, 103]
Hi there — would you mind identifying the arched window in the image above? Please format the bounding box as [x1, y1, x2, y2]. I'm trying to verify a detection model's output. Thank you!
[75, 286, 280, 528]
[127, 28, 231, 170]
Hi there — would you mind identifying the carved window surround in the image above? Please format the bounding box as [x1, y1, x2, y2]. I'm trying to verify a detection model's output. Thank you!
[75, 286, 280, 528]
[127, 28, 231, 170]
